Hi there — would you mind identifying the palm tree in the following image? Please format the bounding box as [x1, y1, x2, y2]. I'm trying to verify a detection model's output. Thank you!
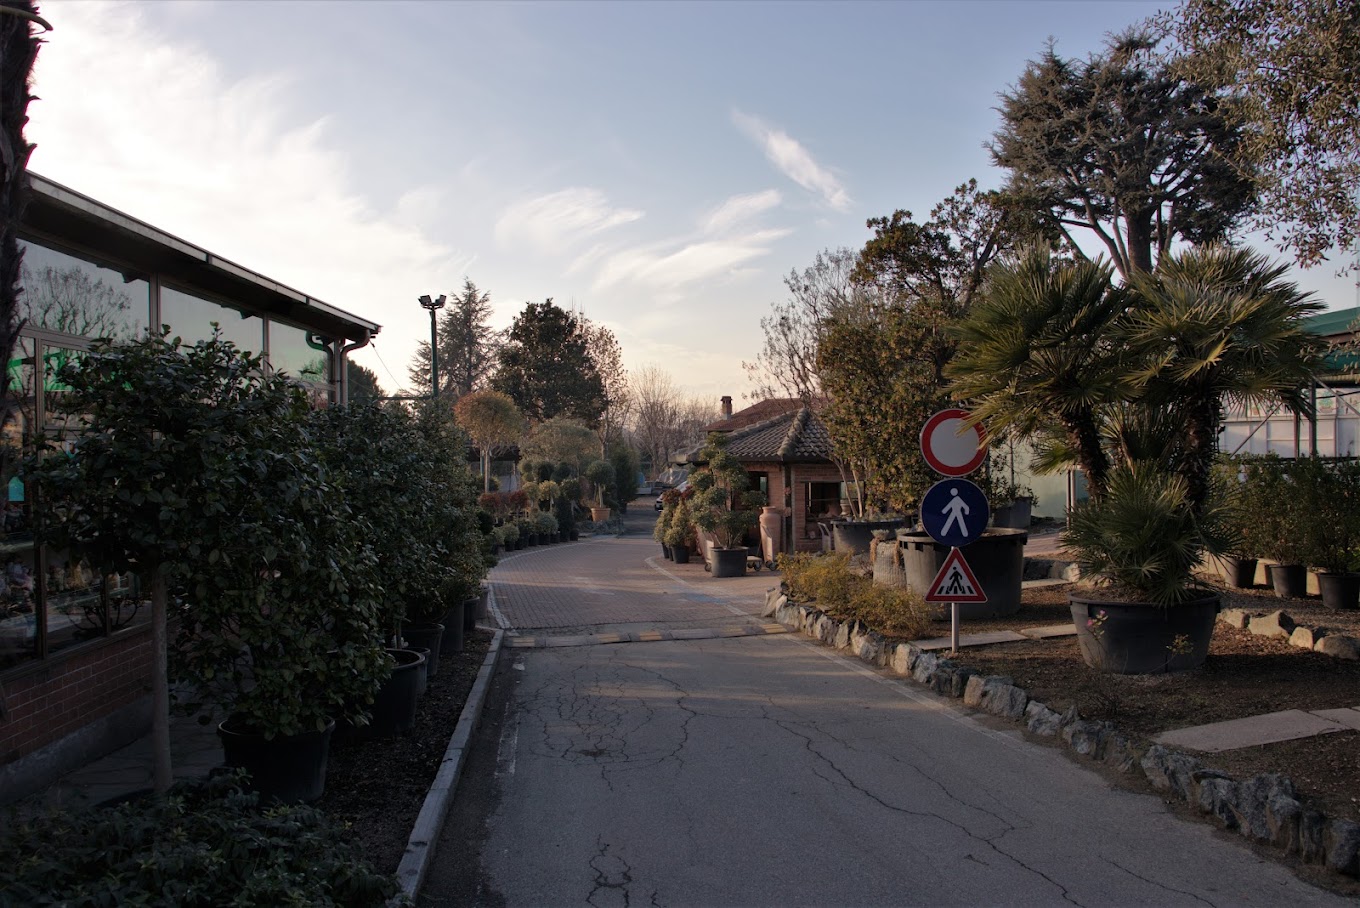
[947, 248, 1129, 499]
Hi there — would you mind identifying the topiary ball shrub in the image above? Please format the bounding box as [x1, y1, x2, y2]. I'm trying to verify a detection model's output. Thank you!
[1, 771, 401, 906]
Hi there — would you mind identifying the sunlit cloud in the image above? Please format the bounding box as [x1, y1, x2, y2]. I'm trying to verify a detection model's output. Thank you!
[494, 187, 643, 255]
[702, 189, 782, 234]
[593, 228, 791, 293]
[732, 110, 850, 212]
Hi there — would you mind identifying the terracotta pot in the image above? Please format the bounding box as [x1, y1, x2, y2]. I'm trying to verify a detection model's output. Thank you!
[591, 506, 611, 522]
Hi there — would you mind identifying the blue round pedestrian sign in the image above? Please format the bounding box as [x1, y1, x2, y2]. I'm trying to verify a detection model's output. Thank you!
[920, 479, 990, 548]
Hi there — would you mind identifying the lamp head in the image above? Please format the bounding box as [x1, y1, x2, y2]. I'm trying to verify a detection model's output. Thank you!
[418, 294, 446, 312]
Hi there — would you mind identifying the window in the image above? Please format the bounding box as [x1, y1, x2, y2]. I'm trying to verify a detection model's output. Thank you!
[268, 321, 328, 384]
[161, 285, 263, 354]
[18, 239, 149, 341]
[806, 482, 842, 520]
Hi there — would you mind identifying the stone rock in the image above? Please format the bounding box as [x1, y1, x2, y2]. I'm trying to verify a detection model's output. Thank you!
[1063, 719, 1109, 758]
[1300, 810, 1329, 864]
[949, 666, 977, 699]
[889, 643, 917, 676]
[799, 606, 820, 632]
[1060, 705, 1080, 729]
[1141, 745, 1204, 803]
[761, 589, 781, 618]
[963, 674, 1006, 708]
[1316, 634, 1360, 660]
[816, 615, 838, 645]
[1325, 819, 1360, 876]
[1197, 777, 1240, 830]
[1218, 608, 1250, 630]
[1232, 773, 1294, 842]
[834, 620, 855, 651]
[1024, 702, 1063, 737]
[1288, 626, 1324, 650]
[929, 663, 957, 696]
[1248, 610, 1295, 639]
[1101, 733, 1137, 773]
[852, 627, 886, 666]
[1267, 794, 1302, 851]
[775, 602, 799, 628]
[912, 652, 939, 685]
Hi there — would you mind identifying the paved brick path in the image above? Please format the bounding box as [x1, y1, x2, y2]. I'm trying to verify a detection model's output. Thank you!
[489, 533, 778, 634]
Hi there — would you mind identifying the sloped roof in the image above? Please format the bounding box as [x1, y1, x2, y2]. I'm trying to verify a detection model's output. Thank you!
[704, 398, 803, 432]
[685, 405, 833, 463]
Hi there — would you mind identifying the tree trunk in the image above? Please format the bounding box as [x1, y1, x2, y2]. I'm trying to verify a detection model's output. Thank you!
[150, 564, 173, 794]
[0, 1, 42, 396]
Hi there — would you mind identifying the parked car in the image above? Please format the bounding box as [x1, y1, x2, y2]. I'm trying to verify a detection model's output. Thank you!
[654, 481, 687, 510]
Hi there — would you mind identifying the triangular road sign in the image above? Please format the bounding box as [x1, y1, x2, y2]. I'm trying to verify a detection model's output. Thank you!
[924, 548, 988, 603]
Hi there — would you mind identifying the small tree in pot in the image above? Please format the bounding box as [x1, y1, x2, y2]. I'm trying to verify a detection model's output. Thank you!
[1292, 455, 1360, 609]
[690, 434, 765, 577]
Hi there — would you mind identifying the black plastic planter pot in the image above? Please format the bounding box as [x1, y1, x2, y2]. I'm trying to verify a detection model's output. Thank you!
[710, 547, 747, 577]
[673, 546, 691, 564]
[462, 596, 477, 633]
[365, 648, 425, 737]
[1318, 571, 1360, 610]
[1069, 593, 1219, 674]
[662, 544, 672, 560]
[402, 622, 445, 677]
[897, 528, 1027, 618]
[404, 645, 430, 698]
[217, 716, 335, 804]
[439, 603, 465, 657]
[1268, 563, 1308, 599]
[829, 517, 909, 555]
[1223, 556, 1259, 589]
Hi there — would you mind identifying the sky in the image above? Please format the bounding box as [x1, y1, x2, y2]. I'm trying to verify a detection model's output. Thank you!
[24, 0, 1360, 401]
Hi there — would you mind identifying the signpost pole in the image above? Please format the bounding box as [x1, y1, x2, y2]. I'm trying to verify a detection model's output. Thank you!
[951, 601, 960, 656]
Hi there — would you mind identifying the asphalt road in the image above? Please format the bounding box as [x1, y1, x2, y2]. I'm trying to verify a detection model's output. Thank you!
[421, 511, 1350, 907]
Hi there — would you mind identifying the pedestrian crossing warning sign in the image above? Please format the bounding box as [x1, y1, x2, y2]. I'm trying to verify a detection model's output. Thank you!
[924, 548, 988, 603]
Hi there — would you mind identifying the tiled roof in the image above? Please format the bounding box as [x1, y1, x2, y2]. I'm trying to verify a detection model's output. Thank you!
[717, 406, 834, 462]
[704, 398, 803, 432]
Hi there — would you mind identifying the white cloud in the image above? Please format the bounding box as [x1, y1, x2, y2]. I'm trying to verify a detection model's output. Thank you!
[732, 110, 851, 212]
[25, 1, 469, 393]
[593, 228, 791, 294]
[702, 189, 782, 234]
[494, 187, 643, 255]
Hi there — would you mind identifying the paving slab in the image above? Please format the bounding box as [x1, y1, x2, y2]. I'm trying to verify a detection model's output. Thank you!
[1155, 708, 1348, 753]
[1019, 624, 1078, 639]
[1310, 707, 1360, 731]
[1021, 578, 1073, 589]
[913, 630, 1028, 651]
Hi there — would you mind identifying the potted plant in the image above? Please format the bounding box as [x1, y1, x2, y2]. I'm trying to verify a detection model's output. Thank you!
[654, 488, 679, 558]
[1293, 455, 1360, 609]
[585, 459, 615, 522]
[1211, 457, 1261, 589]
[949, 245, 1322, 673]
[25, 332, 388, 801]
[533, 510, 558, 544]
[664, 497, 694, 564]
[1237, 454, 1311, 597]
[690, 434, 765, 577]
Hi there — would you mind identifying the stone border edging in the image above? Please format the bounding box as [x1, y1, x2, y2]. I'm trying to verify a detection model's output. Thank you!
[1220, 607, 1360, 660]
[764, 589, 1360, 880]
[392, 627, 506, 903]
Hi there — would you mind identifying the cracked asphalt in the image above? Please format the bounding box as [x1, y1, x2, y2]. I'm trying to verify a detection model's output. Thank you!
[420, 509, 1350, 907]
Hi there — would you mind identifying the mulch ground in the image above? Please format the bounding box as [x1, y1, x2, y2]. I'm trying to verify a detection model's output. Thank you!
[927, 580, 1360, 827]
[319, 629, 493, 876]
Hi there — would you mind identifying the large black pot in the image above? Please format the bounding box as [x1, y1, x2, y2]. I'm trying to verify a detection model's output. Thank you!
[673, 546, 691, 564]
[1069, 593, 1219, 674]
[897, 528, 1027, 618]
[830, 517, 909, 555]
[710, 547, 747, 578]
[1268, 563, 1308, 599]
[1223, 555, 1259, 589]
[365, 648, 425, 737]
[405, 645, 430, 697]
[217, 716, 335, 804]
[1318, 571, 1360, 610]
[439, 603, 465, 657]
[662, 544, 672, 560]
[462, 595, 477, 633]
[402, 621, 445, 677]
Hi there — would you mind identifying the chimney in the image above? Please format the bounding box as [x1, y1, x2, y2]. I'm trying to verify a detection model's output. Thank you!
[721, 395, 733, 419]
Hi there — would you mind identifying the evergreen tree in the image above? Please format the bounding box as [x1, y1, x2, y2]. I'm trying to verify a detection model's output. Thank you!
[492, 299, 604, 425]
[407, 278, 500, 399]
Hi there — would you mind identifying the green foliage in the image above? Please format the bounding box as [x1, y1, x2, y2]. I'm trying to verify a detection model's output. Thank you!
[532, 511, 557, 535]
[1062, 467, 1228, 606]
[689, 434, 764, 549]
[608, 445, 640, 509]
[1165, 0, 1360, 270]
[408, 277, 499, 400]
[495, 521, 519, 547]
[0, 772, 400, 906]
[776, 551, 931, 639]
[664, 497, 693, 550]
[1251, 454, 1360, 572]
[990, 31, 1253, 278]
[584, 459, 615, 505]
[491, 299, 604, 424]
[520, 418, 597, 475]
[346, 361, 383, 403]
[453, 390, 523, 492]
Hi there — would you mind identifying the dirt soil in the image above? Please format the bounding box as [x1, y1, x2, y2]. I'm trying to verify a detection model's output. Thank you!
[926, 578, 1360, 828]
[319, 629, 493, 876]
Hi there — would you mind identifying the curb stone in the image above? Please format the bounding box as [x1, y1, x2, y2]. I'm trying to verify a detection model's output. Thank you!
[774, 593, 1360, 881]
[392, 627, 506, 904]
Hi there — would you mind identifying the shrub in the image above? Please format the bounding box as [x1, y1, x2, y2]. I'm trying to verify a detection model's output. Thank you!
[0, 772, 400, 906]
[777, 551, 930, 639]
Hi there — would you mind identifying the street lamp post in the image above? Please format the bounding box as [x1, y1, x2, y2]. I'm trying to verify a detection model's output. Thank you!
[418, 294, 446, 399]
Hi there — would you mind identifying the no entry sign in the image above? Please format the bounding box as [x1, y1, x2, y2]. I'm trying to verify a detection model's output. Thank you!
[919, 409, 986, 477]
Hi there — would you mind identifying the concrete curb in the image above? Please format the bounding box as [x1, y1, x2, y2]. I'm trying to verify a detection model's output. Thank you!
[392, 627, 506, 903]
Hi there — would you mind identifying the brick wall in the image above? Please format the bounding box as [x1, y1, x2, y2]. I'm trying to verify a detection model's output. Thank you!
[0, 630, 152, 765]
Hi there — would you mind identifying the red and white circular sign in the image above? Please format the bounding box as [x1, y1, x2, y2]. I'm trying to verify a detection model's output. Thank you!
[919, 408, 987, 477]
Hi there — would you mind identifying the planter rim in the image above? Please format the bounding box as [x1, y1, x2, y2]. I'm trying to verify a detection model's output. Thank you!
[898, 526, 1028, 542]
[387, 647, 426, 668]
[1068, 590, 1221, 610]
[219, 715, 337, 738]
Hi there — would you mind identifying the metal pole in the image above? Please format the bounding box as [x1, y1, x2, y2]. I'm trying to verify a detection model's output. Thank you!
[429, 306, 439, 399]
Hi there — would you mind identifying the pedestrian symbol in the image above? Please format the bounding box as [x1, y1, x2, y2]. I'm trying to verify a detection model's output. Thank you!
[924, 548, 988, 603]
[920, 479, 990, 548]
[940, 488, 969, 536]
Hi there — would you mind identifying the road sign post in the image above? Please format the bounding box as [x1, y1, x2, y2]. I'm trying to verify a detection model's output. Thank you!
[924, 547, 987, 657]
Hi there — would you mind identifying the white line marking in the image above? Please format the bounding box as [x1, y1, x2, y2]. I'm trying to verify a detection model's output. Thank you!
[494, 701, 520, 778]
